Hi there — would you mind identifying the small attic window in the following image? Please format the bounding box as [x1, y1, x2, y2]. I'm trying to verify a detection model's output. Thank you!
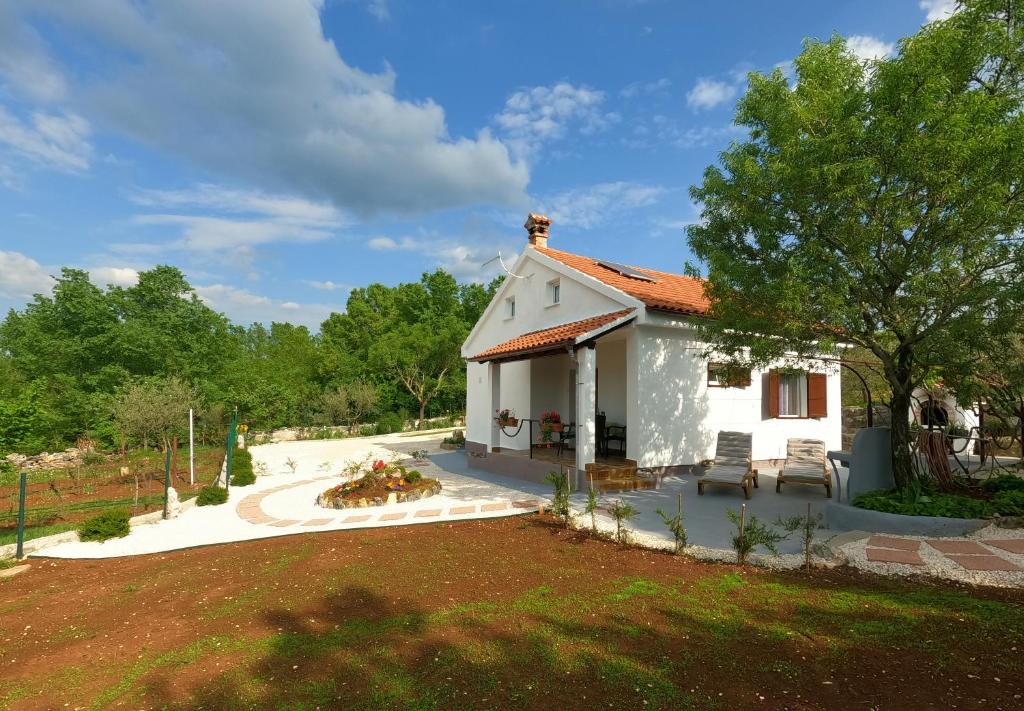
[596, 259, 657, 282]
[547, 278, 560, 306]
[505, 296, 516, 319]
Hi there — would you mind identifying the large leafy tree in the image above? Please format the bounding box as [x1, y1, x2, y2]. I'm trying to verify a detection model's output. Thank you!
[687, 0, 1024, 488]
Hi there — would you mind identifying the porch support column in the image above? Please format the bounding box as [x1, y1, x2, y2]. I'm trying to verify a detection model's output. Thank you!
[575, 345, 597, 475]
[489, 361, 501, 452]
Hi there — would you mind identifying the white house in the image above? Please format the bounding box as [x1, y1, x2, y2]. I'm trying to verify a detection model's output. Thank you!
[461, 213, 842, 484]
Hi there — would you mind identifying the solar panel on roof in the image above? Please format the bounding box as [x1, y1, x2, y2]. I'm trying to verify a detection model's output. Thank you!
[596, 260, 657, 282]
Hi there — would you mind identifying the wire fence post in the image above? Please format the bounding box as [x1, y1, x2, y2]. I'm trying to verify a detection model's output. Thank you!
[15, 471, 27, 559]
[162, 443, 172, 520]
[189, 408, 195, 486]
[225, 409, 237, 494]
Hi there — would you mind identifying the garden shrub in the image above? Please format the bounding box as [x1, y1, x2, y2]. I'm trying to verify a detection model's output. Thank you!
[375, 413, 404, 435]
[230, 448, 256, 486]
[980, 474, 1024, 493]
[78, 509, 131, 542]
[993, 490, 1024, 516]
[197, 485, 228, 506]
[405, 470, 422, 483]
[852, 489, 994, 519]
[82, 450, 106, 466]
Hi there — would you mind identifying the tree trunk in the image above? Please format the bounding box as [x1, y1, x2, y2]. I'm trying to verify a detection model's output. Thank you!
[888, 380, 916, 490]
[418, 401, 426, 430]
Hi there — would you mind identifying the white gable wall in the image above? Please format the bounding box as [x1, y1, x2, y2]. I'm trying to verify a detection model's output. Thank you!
[461, 251, 632, 358]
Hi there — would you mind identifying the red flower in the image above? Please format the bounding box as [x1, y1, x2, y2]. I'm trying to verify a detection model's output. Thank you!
[372, 460, 386, 471]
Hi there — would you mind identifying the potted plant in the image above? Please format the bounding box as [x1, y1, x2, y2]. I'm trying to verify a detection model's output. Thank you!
[945, 423, 971, 455]
[496, 408, 517, 428]
[540, 411, 563, 432]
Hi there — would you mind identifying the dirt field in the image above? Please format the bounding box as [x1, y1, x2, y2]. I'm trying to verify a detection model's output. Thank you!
[1, 515, 1022, 710]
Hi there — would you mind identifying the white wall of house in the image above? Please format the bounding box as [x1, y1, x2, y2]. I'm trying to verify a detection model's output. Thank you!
[632, 324, 843, 468]
[596, 336, 628, 426]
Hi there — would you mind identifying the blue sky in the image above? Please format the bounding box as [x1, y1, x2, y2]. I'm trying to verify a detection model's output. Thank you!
[0, 0, 954, 328]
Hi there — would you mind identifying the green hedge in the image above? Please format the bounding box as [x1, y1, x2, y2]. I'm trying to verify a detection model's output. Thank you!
[230, 448, 256, 486]
[78, 509, 131, 542]
[852, 490, 993, 519]
[197, 485, 228, 506]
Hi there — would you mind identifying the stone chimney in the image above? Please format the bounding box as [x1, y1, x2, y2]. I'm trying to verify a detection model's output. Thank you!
[524, 212, 552, 248]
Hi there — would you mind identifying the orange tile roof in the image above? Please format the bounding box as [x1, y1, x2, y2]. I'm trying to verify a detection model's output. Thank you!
[534, 245, 710, 316]
[469, 309, 635, 362]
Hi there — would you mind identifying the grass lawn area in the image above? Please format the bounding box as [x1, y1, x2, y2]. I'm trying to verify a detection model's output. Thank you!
[1, 516, 1022, 710]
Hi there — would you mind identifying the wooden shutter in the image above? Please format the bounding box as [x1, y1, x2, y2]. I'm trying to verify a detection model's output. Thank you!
[767, 369, 780, 418]
[807, 372, 828, 418]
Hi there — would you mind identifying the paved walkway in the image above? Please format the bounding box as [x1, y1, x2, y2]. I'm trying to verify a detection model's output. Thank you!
[34, 433, 543, 559]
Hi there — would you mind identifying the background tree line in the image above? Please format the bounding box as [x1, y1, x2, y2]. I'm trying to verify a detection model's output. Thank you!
[0, 265, 498, 456]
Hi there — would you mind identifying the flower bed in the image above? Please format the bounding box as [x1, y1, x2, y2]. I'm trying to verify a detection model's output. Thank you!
[316, 459, 441, 509]
[851, 474, 1024, 519]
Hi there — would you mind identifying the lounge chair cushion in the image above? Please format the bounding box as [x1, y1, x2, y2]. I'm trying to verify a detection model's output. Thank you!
[715, 431, 752, 468]
[780, 438, 827, 483]
[699, 465, 750, 484]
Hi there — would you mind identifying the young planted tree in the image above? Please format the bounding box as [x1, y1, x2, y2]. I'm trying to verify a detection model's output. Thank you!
[113, 377, 199, 451]
[687, 1, 1024, 488]
[321, 381, 379, 433]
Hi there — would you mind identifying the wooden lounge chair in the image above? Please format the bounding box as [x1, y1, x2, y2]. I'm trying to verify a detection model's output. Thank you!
[776, 438, 831, 497]
[697, 431, 758, 499]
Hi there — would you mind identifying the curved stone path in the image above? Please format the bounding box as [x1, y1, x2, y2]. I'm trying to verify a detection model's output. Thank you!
[235, 474, 540, 529]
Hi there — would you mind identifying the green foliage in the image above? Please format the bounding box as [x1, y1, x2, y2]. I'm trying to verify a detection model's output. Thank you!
[687, 2, 1024, 490]
[230, 448, 256, 486]
[585, 485, 599, 533]
[78, 509, 131, 542]
[374, 413, 405, 434]
[405, 470, 423, 483]
[197, 486, 228, 506]
[853, 489, 994, 518]
[993, 490, 1024, 516]
[656, 504, 687, 554]
[545, 471, 571, 522]
[727, 509, 786, 564]
[608, 499, 637, 544]
[980, 475, 1024, 493]
[777, 507, 824, 569]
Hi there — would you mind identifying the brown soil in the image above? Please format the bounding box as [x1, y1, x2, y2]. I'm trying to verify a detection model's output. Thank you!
[0, 515, 1022, 710]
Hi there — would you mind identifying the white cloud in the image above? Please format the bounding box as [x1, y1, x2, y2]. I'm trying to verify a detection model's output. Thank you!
[0, 250, 54, 299]
[540, 182, 666, 230]
[920, 0, 958, 22]
[305, 279, 350, 292]
[119, 183, 348, 262]
[0, 107, 92, 172]
[194, 283, 341, 328]
[90, 266, 139, 287]
[620, 78, 671, 99]
[130, 184, 345, 227]
[367, 0, 390, 21]
[10, 0, 527, 215]
[494, 82, 619, 160]
[0, 3, 67, 103]
[131, 214, 334, 253]
[366, 232, 512, 281]
[686, 78, 737, 111]
[846, 35, 895, 63]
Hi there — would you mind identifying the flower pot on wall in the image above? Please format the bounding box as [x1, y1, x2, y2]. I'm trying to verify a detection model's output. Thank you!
[499, 418, 518, 428]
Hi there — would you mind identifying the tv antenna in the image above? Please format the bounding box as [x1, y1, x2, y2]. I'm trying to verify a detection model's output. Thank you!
[481, 251, 528, 279]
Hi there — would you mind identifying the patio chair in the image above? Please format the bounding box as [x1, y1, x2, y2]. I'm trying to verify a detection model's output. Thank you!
[604, 424, 627, 457]
[556, 423, 576, 458]
[697, 431, 757, 499]
[776, 438, 831, 497]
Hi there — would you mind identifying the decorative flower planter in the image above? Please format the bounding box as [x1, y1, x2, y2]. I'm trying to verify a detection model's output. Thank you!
[498, 418, 518, 428]
[317, 480, 442, 509]
[543, 422, 564, 433]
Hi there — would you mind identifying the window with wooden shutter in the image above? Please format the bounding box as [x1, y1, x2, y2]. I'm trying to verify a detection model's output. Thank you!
[767, 369, 780, 418]
[807, 372, 828, 418]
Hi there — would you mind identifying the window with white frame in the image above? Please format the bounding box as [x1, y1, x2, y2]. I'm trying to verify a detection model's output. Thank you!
[505, 295, 516, 319]
[777, 372, 808, 417]
[547, 278, 560, 306]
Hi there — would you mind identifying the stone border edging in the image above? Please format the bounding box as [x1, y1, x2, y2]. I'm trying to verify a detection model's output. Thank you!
[826, 501, 989, 537]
